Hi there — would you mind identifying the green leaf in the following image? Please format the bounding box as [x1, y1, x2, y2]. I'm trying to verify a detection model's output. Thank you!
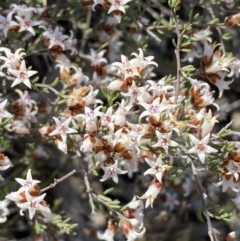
[103, 188, 114, 195]
[197, 205, 204, 222]
[98, 194, 112, 202]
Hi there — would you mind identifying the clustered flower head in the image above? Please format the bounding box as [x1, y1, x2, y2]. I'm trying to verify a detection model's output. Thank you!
[5, 169, 52, 221]
[40, 25, 78, 61]
[182, 27, 235, 98]
[0, 4, 40, 37]
[35, 47, 223, 212]
[0, 47, 37, 89]
[98, 197, 145, 241]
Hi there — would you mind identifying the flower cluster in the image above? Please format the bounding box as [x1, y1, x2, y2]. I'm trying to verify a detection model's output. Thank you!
[5, 169, 52, 221]
[0, 47, 37, 88]
[11, 89, 38, 131]
[98, 197, 145, 241]
[0, 4, 40, 37]
[40, 26, 77, 60]
[182, 28, 235, 97]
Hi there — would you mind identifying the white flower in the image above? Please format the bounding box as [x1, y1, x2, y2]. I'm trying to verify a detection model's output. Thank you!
[0, 99, 13, 122]
[188, 133, 217, 164]
[15, 169, 40, 191]
[225, 160, 240, 181]
[152, 131, 178, 154]
[215, 174, 238, 193]
[100, 160, 128, 183]
[11, 4, 36, 17]
[97, 223, 117, 241]
[121, 81, 149, 104]
[108, 0, 132, 15]
[112, 55, 140, 79]
[8, 60, 37, 88]
[49, 117, 78, 143]
[139, 96, 174, 120]
[100, 106, 116, 131]
[193, 27, 212, 43]
[88, 48, 108, 66]
[75, 106, 102, 123]
[15, 12, 40, 35]
[0, 47, 25, 70]
[144, 156, 169, 183]
[131, 48, 158, 71]
[121, 219, 146, 241]
[0, 12, 18, 37]
[63, 30, 77, 55]
[17, 191, 52, 221]
[138, 178, 163, 208]
[48, 26, 69, 49]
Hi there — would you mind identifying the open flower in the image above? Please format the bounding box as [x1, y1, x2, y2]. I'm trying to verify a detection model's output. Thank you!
[0, 12, 18, 37]
[100, 160, 128, 183]
[17, 191, 52, 221]
[15, 11, 40, 35]
[49, 117, 78, 144]
[8, 60, 37, 88]
[15, 169, 40, 192]
[188, 133, 217, 164]
[152, 131, 178, 154]
[144, 156, 169, 183]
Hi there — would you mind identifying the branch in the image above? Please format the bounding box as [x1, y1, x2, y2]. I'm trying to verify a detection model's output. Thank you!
[136, 20, 162, 45]
[207, 4, 226, 54]
[81, 168, 125, 219]
[35, 83, 61, 96]
[171, 8, 184, 104]
[190, 162, 216, 241]
[83, 170, 97, 214]
[40, 169, 77, 193]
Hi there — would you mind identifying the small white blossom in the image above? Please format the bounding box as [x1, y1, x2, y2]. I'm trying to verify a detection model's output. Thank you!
[188, 133, 217, 164]
[49, 116, 78, 144]
[17, 191, 52, 221]
[8, 60, 37, 88]
[100, 160, 128, 183]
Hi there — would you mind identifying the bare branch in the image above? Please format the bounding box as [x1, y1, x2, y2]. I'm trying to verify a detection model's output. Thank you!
[40, 169, 77, 194]
[171, 8, 184, 104]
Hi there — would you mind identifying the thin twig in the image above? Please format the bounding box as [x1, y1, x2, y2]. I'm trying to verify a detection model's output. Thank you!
[190, 162, 216, 241]
[40, 169, 76, 193]
[83, 171, 97, 214]
[136, 20, 162, 45]
[81, 168, 125, 218]
[139, 0, 151, 19]
[207, 4, 226, 54]
[36, 83, 61, 96]
[171, 8, 184, 104]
